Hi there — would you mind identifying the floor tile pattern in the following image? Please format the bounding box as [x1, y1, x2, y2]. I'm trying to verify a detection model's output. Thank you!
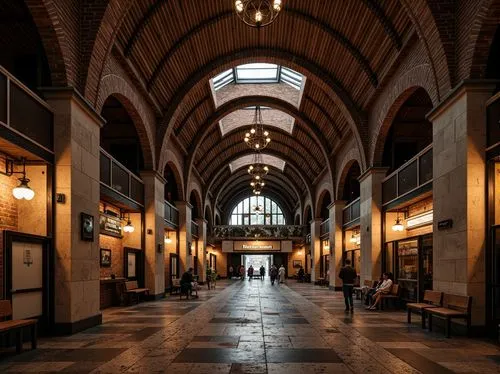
[0, 279, 500, 373]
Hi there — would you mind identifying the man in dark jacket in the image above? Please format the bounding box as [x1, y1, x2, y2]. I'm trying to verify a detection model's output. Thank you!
[339, 259, 357, 312]
[180, 267, 194, 296]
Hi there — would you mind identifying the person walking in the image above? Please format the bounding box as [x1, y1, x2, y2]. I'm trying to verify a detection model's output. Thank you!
[270, 265, 278, 285]
[278, 265, 286, 284]
[229, 265, 234, 279]
[239, 265, 245, 280]
[339, 259, 357, 312]
[247, 265, 254, 280]
[259, 265, 265, 280]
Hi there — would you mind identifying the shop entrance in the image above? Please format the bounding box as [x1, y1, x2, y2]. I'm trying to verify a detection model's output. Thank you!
[243, 254, 272, 277]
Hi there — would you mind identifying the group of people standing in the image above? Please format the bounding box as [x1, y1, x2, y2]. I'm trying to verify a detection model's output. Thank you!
[228, 264, 286, 284]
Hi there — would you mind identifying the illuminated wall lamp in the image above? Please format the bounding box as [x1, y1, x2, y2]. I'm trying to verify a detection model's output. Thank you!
[392, 213, 404, 232]
[165, 232, 173, 244]
[2, 157, 35, 201]
[123, 213, 134, 233]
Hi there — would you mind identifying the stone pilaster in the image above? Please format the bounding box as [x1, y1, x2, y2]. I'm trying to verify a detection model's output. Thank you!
[359, 167, 388, 284]
[141, 171, 166, 298]
[310, 219, 322, 282]
[329, 200, 346, 290]
[196, 218, 208, 282]
[429, 81, 497, 326]
[44, 88, 103, 333]
[175, 201, 192, 274]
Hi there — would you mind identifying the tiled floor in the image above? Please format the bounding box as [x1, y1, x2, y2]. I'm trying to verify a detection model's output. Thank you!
[1, 279, 500, 373]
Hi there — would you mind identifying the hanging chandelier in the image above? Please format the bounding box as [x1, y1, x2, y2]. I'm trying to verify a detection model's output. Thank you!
[252, 182, 263, 195]
[234, 0, 283, 28]
[244, 106, 271, 150]
[247, 153, 269, 180]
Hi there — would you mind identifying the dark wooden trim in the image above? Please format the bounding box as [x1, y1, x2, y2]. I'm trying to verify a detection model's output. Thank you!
[382, 183, 433, 212]
[10, 287, 43, 294]
[52, 313, 102, 335]
[360, 0, 402, 49]
[100, 184, 143, 211]
[303, 94, 342, 140]
[0, 123, 54, 162]
[174, 95, 211, 137]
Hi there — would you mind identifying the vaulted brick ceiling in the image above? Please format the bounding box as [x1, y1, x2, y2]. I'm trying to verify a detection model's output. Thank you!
[113, 0, 413, 207]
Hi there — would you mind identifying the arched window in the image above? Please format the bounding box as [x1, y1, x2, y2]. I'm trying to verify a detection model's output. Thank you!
[229, 196, 285, 225]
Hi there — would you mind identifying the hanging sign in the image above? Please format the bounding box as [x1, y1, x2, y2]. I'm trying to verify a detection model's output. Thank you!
[99, 214, 122, 238]
[233, 241, 281, 251]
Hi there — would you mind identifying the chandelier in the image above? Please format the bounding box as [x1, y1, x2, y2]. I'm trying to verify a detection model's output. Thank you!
[247, 153, 269, 180]
[244, 106, 271, 150]
[234, 0, 283, 28]
[252, 182, 263, 195]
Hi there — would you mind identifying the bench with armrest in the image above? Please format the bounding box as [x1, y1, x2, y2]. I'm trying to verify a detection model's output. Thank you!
[380, 284, 400, 310]
[170, 278, 181, 295]
[406, 290, 443, 328]
[180, 282, 198, 299]
[0, 300, 37, 353]
[354, 280, 375, 300]
[427, 294, 472, 338]
[125, 281, 150, 304]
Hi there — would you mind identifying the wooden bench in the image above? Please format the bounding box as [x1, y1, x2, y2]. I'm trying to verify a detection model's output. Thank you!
[179, 282, 198, 300]
[406, 290, 443, 328]
[354, 280, 374, 300]
[0, 300, 37, 353]
[125, 281, 150, 304]
[427, 294, 472, 338]
[170, 278, 181, 295]
[380, 284, 400, 310]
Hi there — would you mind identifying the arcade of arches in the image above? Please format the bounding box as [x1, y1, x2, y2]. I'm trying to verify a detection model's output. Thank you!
[1, 0, 500, 371]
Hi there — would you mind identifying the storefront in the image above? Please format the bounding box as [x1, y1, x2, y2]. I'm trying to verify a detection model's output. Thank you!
[342, 197, 361, 276]
[0, 66, 54, 332]
[383, 197, 433, 302]
[164, 200, 179, 289]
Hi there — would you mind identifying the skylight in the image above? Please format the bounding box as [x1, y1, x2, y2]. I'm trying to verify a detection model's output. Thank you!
[211, 64, 304, 91]
[229, 154, 286, 173]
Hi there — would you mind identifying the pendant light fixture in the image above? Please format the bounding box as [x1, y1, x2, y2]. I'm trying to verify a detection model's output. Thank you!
[234, 0, 283, 28]
[392, 212, 404, 232]
[165, 232, 172, 244]
[11, 158, 35, 201]
[243, 106, 271, 150]
[123, 213, 134, 233]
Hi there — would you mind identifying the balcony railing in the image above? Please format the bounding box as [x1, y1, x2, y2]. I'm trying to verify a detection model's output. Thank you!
[0, 66, 53, 152]
[320, 218, 330, 237]
[382, 145, 433, 205]
[164, 200, 179, 227]
[100, 148, 144, 205]
[343, 197, 360, 227]
[213, 225, 305, 240]
[191, 220, 199, 238]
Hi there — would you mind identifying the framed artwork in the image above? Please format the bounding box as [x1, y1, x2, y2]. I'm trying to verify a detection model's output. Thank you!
[81, 213, 94, 241]
[100, 249, 111, 267]
[293, 260, 302, 268]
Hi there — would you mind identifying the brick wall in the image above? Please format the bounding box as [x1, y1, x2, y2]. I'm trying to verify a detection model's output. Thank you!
[99, 234, 124, 278]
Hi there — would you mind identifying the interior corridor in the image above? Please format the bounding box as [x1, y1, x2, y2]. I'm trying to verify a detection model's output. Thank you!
[1, 281, 499, 373]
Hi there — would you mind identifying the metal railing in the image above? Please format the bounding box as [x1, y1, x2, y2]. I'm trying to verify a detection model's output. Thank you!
[0, 66, 53, 152]
[100, 148, 144, 205]
[213, 225, 305, 239]
[382, 145, 433, 206]
[191, 220, 199, 238]
[320, 218, 330, 237]
[164, 200, 179, 227]
[343, 197, 360, 227]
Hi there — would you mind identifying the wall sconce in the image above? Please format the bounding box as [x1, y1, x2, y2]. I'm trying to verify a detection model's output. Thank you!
[1, 157, 35, 200]
[392, 211, 404, 232]
[122, 212, 134, 233]
[164, 232, 172, 244]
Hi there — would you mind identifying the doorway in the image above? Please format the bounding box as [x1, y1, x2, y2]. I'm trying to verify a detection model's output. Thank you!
[243, 254, 272, 276]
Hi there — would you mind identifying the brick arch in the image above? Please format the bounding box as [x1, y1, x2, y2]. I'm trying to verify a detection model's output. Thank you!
[336, 157, 362, 202]
[164, 158, 185, 204]
[97, 74, 155, 170]
[188, 187, 203, 220]
[82, 0, 134, 104]
[468, 0, 500, 78]
[315, 187, 332, 220]
[399, 0, 452, 98]
[303, 203, 313, 225]
[371, 65, 438, 166]
[204, 203, 213, 230]
[24, 0, 69, 86]
[294, 213, 301, 225]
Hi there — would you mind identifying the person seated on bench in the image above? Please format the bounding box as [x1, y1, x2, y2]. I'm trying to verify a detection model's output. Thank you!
[298, 266, 305, 282]
[364, 275, 384, 306]
[366, 272, 393, 310]
[180, 267, 195, 296]
[247, 265, 254, 281]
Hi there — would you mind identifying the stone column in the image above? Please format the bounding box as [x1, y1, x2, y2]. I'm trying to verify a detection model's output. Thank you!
[141, 171, 166, 299]
[44, 88, 103, 333]
[429, 82, 496, 326]
[359, 167, 387, 284]
[329, 200, 346, 290]
[310, 219, 321, 282]
[176, 201, 192, 274]
[196, 218, 208, 282]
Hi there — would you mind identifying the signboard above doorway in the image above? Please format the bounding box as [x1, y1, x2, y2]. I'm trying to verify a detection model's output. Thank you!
[234, 241, 280, 251]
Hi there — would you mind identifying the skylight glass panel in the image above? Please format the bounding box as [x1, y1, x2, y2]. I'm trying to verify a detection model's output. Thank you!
[235, 63, 279, 82]
[280, 67, 303, 90]
[213, 69, 234, 91]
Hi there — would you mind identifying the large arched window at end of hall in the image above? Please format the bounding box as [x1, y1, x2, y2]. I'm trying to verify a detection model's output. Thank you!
[229, 196, 285, 225]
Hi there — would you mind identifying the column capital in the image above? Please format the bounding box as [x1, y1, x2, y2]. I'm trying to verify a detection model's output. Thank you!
[427, 79, 500, 122]
[41, 86, 106, 128]
[328, 200, 346, 210]
[358, 167, 389, 183]
[140, 170, 166, 184]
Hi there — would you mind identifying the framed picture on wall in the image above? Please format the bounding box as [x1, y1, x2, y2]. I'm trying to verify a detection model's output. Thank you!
[293, 260, 302, 268]
[81, 213, 94, 241]
[100, 249, 111, 267]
